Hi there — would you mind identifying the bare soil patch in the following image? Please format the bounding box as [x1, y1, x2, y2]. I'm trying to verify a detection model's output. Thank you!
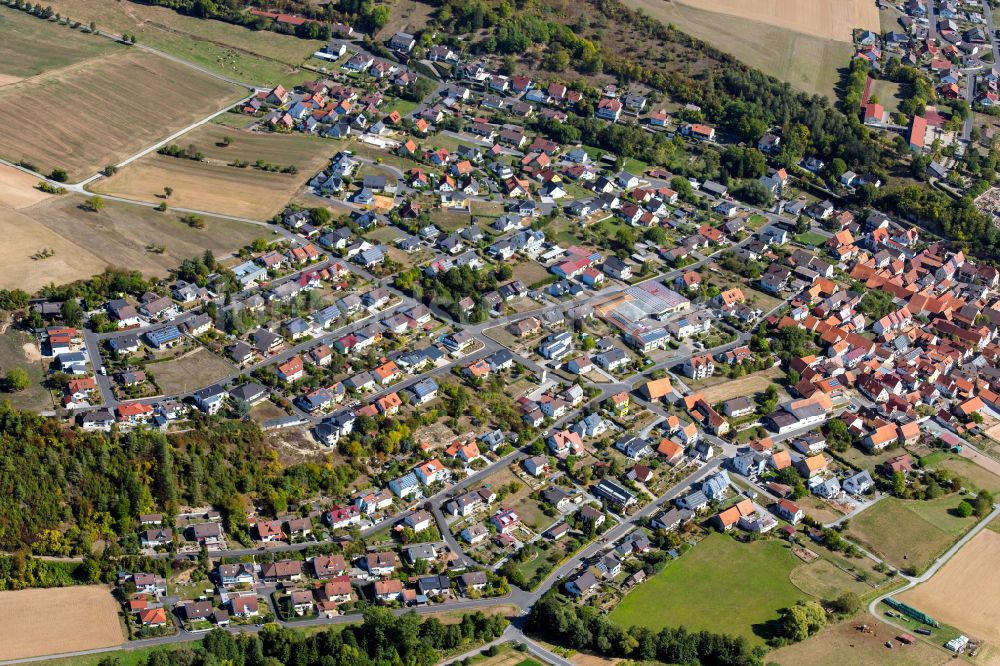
[22, 342, 41, 362]
[376, 0, 435, 40]
[792, 546, 818, 563]
[0, 163, 52, 210]
[0, 586, 123, 660]
[413, 421, 459, 451]
[770, 613, 950, 666]
[900, 529, 1000, 645]
[266, 425, 333, 465]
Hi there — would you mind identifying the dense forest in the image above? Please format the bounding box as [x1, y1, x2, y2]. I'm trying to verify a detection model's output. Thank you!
[0, 403, 357, 561]
[92, 609, 507, 666]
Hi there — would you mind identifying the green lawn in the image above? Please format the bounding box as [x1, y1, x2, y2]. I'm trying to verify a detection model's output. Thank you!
[383, 97, 419, 117]
[546, 218, 586, 246]
[0, 328, 55, 412]
[622, 157, 650, 175]
[581, 145, 605, 162]
[794, 231, 828, 247]
[609, 533, 809, 644]
[922, 452, 1000, 494]
[846, 496, 977, 574]
[44, 0, 324, 87]
[212, 112, 255, 129]
[788, 559, 872, 600]
[0, 9, 121, 78]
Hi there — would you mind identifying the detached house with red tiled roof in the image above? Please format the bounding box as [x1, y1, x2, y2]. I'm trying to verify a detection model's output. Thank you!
[445, 440, 481, 464]
[277, 356, 304, 383]
[596, 98, 622, 121]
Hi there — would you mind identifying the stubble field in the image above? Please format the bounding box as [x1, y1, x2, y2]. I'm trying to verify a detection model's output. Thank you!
[0, 586, 123, 660]
[666, 0, 878, 41]
[94, 124, 335, 219]
[0, 194, 266, 291]
[0, 49, 245, 180]
[899, 529, 1000, 646]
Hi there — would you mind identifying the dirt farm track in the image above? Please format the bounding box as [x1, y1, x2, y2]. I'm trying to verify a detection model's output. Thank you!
[665, 0, 879, 42]
[0, 585, 123, 660]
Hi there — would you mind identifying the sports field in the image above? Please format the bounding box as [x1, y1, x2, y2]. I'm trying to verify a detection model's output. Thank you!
[845, 496, 977, 574]
[609, 533, 807, 643]
[621, 0, 853, 99]
[900, 529, 1000, 646]
[48, 0, 323, 86]
[770, 613, 951, 666]
[0, 586, 123, 660]
[0, 9, 120, 80]
[0, 195, 266, 291]
[0, 50, 245, 180]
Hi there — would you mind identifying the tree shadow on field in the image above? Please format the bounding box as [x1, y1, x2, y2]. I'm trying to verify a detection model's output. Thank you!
[752, 616, 786, 643]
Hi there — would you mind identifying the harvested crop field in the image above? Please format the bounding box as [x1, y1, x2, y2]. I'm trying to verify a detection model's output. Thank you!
[95, 158, 295, 219]
[900, 529, 1000, 645]
[155, 124, 335, 173]
[3, 195, 266, 290]
[621, 0, 853, 99]
[0, 206, 108, 291]
[0, 9, 121, 79]
[0, 50, 245, 180]
[770, 613, 951, 666]
[94, 124, 334, 219]
[0, 585, 123, 660]
[667, 0, 878, 41]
